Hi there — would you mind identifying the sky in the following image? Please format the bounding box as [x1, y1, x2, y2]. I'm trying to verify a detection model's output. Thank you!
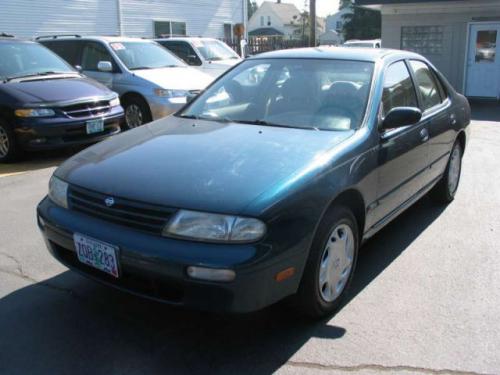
[255, 0, 341, 17]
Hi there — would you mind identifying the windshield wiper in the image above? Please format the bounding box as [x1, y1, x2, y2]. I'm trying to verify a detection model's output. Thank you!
[4, 71, 72, 82]
[234, 119, 319, 130]
[130, 66, 155, 71]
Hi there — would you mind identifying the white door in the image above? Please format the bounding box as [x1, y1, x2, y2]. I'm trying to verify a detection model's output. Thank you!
[466, 23, 500, 98]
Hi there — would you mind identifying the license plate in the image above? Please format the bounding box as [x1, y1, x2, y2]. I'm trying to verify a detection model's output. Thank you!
[74, 233, 119, 278]
[86, 118, 104, 134]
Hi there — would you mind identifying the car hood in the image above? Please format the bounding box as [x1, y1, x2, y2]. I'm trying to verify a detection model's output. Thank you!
[3, 75, 114, 105]
[133, 67, 214, 90]
[206, 59, 241, 68]
[56, 117, 354, 215]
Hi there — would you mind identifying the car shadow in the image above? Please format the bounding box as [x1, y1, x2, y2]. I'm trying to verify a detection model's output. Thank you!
[0, 197, 446, 375]
[0, 148, 79, 177]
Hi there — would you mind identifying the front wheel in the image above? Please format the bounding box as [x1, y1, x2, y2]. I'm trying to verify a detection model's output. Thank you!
[430, 141, 463, 204]
[123, 97, 152, 129]
[0, 119, 20, 163]
[294, 206, 359, 318]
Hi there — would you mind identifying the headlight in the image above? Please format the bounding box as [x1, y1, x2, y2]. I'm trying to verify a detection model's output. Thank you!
[15, 108, 55, 117]
[154, 88, 188, 98]
[48, 176, 69, 209]
[109, 97, 121, 107]
[162, 210, 266, 243]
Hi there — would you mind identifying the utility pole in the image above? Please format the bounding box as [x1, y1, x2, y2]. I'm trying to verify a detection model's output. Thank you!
[309, 0, 316, 46]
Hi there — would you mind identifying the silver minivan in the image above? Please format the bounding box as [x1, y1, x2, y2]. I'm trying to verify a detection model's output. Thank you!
[40, 36, 214, 128]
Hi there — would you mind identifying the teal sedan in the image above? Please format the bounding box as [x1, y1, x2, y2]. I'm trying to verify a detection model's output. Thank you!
[37, 47, 470, 318]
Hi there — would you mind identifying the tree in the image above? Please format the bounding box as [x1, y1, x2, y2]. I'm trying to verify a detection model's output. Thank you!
[247, 0, 258, 20]
[341, 2, 381, 40]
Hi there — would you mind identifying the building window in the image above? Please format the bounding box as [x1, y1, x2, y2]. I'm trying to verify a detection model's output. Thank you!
[336, 21, 342, 30]
[267, 16, 271, 26]
[401, 26, 444, 55]
[224, 23, 233, 41]
[260, 16, 264, 27]
[154, 21, 186, 37]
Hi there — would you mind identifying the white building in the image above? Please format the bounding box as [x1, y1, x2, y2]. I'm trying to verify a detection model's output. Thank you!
[0, 0, 246, 40]
[248, 0, 301, 38]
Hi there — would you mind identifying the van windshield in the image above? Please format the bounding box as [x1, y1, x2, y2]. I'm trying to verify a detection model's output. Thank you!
[111, 42, 186, 70]
[0, 42, 74, 80]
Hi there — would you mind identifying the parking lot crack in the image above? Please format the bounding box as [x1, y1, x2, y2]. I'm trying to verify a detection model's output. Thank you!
[285, 361, 492, 375]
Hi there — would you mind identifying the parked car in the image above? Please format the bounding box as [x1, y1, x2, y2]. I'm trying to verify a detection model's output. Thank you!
[0, 35, 123, 162]
[37, 47, 470, 317]
[156, 37, 242, 78]
[39, 35, 213, 129]
[344, 39, 381, 48]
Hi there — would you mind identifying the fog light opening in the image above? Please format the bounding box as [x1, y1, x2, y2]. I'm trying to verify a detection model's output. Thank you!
[31, 137, 47, 145]
[187, 266, 235, 282]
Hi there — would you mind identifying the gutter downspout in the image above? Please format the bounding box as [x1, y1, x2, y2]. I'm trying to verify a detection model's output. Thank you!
[117, 0, 124, 36]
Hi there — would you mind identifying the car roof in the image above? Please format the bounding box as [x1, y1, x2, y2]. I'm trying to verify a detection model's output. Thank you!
[37, 35, 155, 44]
[251, 46, 421, 62]
[155, 37, 218, 43]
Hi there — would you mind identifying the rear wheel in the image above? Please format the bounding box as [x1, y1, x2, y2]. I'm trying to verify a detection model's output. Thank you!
[0, 118, 20, 163]
[430, 141, 463, 204]
[123, 96, 152, 129]
[294, 205, 359, 318]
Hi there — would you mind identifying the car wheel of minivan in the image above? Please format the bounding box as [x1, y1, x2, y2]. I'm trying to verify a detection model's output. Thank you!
[123, 97, 152, 129]
[294, 205, 359, 318]
[430, 141, 463, 204]
[0, 119, 19, 163]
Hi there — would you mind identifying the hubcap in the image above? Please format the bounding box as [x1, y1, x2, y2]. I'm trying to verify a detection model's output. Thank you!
[0, 126, 10, 158]
[125, 104, 144, 128]
[448, 146, 461, 195]
[318, 223, 355, 303]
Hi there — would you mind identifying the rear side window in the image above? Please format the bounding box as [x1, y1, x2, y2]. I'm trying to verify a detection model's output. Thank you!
[382, 61, 418, 116]
[409, 60, 442, 110]
[42, 41, 81, 67]
[81, 42, 114, 71]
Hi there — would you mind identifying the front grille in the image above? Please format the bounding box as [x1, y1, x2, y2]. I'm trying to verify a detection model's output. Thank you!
[61, 122, 119, 142]
[61, 100, 111, 118]
[68, 185, 176, 234]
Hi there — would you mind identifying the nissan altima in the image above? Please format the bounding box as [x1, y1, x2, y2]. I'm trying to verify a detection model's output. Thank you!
[37, 47, 470, 317]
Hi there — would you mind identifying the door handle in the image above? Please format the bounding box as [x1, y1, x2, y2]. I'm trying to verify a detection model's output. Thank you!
[420, 128, 429, 142]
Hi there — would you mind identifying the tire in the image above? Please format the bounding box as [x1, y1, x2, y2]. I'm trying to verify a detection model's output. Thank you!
[0, 118, 20, 163]
[294, 205, 359, 318]
[122, 96, 152, 130]
[430, 141, 463, 204]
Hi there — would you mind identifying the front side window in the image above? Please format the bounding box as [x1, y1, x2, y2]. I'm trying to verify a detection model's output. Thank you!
[382, 60, 418, 116]
[180, 58, 374, 131]
[162, 42, 200, 65]
[111, 42, 185, 70]
[0, 42, 73, 79]
[81, 42, 114, 71]
[409, 60, 442, 111]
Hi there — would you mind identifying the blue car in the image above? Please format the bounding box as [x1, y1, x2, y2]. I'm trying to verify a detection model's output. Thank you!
[37, 47, 470, 317]
[0, 34, 123, 162]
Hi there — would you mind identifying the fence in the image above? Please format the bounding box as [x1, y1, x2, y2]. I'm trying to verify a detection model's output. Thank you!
[224, 37, 309, 56]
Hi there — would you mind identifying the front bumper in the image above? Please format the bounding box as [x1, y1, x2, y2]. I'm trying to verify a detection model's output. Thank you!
[146, 95, 187, 121]
[14, 107, 123, 151]
[37, 197, 305, 313]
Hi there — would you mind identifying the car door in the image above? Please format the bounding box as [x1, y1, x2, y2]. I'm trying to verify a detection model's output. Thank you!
[80, 41, 116, 88]
[408, 60, 455, 183]
[372, 60, 431, 226]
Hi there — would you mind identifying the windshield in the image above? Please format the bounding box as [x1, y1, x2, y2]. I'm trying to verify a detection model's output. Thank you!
[111, 41, 186, 70]
[180, 58, 374, 131]
[0, 42, 73, 80]
[194, 40, 239, 61]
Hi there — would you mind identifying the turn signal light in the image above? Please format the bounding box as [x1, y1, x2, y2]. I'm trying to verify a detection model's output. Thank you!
[275, 267, 295, 282]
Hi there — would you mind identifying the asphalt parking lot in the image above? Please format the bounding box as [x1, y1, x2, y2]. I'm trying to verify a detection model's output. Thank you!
[1, 103, 499, 375]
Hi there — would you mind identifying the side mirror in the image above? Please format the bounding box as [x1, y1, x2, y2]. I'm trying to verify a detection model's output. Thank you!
[74, 65, 83, 72]
[186, 90, 200, 104]
[97, 61, 113, 72]
[382, 107, 422, 130]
